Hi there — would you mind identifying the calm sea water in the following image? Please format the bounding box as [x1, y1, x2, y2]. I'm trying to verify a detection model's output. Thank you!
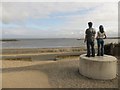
[1, 38, 119, 49]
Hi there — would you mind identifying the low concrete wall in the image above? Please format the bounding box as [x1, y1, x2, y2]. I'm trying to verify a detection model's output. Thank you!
[79, 54, 118, 80]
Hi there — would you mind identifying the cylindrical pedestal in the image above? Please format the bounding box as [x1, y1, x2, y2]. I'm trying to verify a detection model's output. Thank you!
[79, 54, 118, 80]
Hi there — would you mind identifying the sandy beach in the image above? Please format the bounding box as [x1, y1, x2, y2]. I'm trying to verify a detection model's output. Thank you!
[1, 48, 119, 88]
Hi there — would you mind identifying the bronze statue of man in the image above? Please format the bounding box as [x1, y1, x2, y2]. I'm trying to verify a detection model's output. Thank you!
[84, 22, 96, 57]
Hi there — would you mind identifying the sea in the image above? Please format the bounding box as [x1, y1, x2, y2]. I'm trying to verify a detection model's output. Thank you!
[0, 38, 119, 49]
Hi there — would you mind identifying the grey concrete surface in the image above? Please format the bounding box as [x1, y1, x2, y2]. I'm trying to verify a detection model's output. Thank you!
[79, 54, 118, 80]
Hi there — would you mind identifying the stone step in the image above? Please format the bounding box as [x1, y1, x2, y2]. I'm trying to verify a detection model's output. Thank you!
[1, 52, 86, 61]
[2, 48, 86, 54]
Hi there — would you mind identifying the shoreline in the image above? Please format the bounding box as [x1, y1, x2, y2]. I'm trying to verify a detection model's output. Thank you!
[2, 46, 86, 49]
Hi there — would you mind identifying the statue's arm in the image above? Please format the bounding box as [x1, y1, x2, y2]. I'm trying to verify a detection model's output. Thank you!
[96, 32, 99, 39]
[84, 29, 87, 43]
[84, 35, 87, 43]
[104, 33, 107, 39]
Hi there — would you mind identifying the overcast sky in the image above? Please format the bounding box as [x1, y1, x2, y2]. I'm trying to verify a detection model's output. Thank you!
[0, 2, 118, 38]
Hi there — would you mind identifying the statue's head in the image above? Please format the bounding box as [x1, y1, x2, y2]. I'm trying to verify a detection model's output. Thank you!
[99, 25, 104, 33]
[88, 22, 93, 28]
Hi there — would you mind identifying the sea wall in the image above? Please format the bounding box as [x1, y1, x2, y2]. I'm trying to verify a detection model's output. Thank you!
[104, 43, 120, 56]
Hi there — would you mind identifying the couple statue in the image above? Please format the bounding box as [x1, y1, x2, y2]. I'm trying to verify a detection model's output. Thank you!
[84, 22, 107, 57]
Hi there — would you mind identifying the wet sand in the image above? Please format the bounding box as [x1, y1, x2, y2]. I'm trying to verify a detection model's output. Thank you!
[2, 60, 55, 88]
[3, 70, 51, 88]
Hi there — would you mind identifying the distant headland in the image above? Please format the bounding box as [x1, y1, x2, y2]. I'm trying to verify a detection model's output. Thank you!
[77, 37, 120, 40]
[0, 39, 18, 41]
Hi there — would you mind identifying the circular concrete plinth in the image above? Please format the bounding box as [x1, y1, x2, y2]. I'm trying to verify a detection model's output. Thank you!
[79, 54, 118, 80]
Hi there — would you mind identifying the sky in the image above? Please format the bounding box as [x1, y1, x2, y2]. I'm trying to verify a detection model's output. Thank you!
[0, 1, 118, 39]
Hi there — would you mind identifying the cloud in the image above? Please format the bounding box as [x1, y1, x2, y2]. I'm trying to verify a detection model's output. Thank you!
[1, 2, 118, 38]
[2, 26, 81, 38]
[1, 2, 102, 23]
[55, 2, 118, 37]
